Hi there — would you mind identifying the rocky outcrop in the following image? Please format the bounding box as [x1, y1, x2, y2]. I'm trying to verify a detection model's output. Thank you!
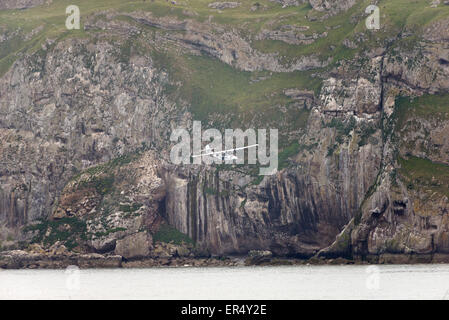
[0, 0, 49, 10]
[85, 12, 330, 72]
[269, 0, 303, 7]
[309, 0, 357, 14]
[256, 25, 327, 45]
[383, 43, 449, 94]
[0, 249, 122, 269]
[244, 250, 273, 265]
[115, 232, 153, 259]
[318, 36, 449, 261]
[347, 100, 449, 260]
[208, 2, 240, 10]
[0, 37, 182, 244]
[0, 246, 244, 269]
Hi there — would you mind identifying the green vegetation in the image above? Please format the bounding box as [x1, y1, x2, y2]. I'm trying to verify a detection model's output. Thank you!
[328, 117, 356, 135]
[251, 1, 362, 63]
[70, 150, 145, 196]
[381, 0, 449, 30]
[251, 0, 449, 65]
[94, 227, 126, 238]
[395, 94, 449, 129]
[251, 175, 264, 185]
[119, 203, 142, 213]
[204, 186, 218, 195]
[151, 50, 318, 127]
[153, 223, 194, 245]
[240, 198, 247, 208]
[79, 175, 114, 196]
[278, 141, 301, 169]
[358, 122, 378, 147]
[390, 168, 399, 187]
[391, 93, 449, 157]
[78, 152, 139, 179]
[398, 156, 449, 198]
[1, 0, 445, 138]
[326, 117, 356, 156]
[24, 217, 87, 250]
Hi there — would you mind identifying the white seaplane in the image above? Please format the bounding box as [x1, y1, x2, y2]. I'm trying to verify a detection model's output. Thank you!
[192, 144, 258, 161]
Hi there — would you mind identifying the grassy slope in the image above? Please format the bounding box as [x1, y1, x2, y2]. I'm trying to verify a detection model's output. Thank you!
[395, 94, 449, 198]
[151, 49, 317, 126]
[396, 94, 449, 128]
[399, 156, 449, 198]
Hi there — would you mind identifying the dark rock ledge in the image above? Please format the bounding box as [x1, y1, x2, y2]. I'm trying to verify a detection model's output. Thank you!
[2, 248, 449, 269]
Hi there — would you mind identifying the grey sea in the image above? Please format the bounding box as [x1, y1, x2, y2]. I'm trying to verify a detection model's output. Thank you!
[1, 264, 449, 300]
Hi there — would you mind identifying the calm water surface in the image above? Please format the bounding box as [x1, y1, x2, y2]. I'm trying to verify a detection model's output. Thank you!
[1, 264, 449, 299]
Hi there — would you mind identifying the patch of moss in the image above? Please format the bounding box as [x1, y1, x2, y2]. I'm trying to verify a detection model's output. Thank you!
[326, 117, 357, 156]
[119, 203, 142, 213]
[358, 122, 378, 147]
[395, 94, 449, 130]
[204, 186, 218, 195]
[79, 175, 115, 196]
[94, 227, 126, 238]
[251, 175, 264, 185]
[398, 156, 449, 198]
[153, 223, 194, 245]
[24, 217, 87, 250]
[278, 141, 300, 169]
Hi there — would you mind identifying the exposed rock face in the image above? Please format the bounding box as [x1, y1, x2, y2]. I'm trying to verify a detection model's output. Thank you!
[321, 35, 449, 261]
[0, 0, 48, 10]
[85, 12, 329, 72]
[0, 37, 182, 241]
[309, 0, 357, 14]
[162, 138, 381, 256]
[269, 0, 303, 7]
[245, 250, 273, 265]
[208, 2, 240, 10]
[0, 249, 122, 269]
[348, 103, 449, 260]
[383, 43, 449, 94]
[256, 25, 327, 45]
[115, 232, 153, 259]
[423, 18, 449, 42]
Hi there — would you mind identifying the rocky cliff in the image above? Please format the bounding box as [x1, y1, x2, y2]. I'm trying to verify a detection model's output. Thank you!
[0, 0, 448, 264]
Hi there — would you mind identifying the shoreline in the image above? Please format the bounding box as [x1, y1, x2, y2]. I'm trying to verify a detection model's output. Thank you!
[2, 250, 449, 269]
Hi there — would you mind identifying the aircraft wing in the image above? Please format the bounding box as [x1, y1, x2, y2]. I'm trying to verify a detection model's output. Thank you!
[192, 144, 258, 158]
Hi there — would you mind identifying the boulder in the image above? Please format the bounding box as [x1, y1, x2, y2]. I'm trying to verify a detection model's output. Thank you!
[245, 250, 273, 265]
[115, 232, 152, 259]
[49, 241, 70, 256]
[152, 242, 178, 258]
[208, 2, 240, 9]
